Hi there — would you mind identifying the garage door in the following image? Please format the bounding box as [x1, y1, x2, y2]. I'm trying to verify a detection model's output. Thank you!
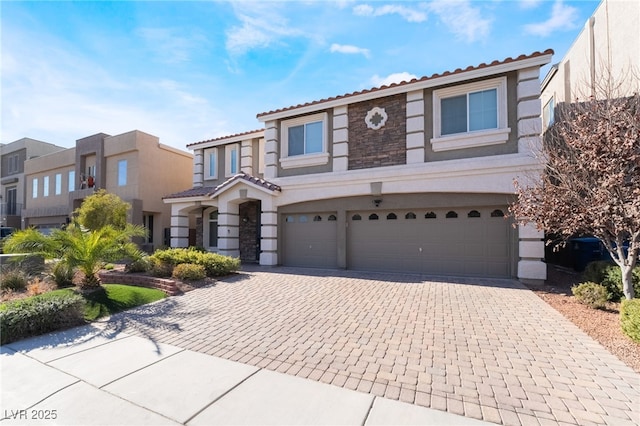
[282, 213, 338, 268]
[348, 207, 511, 277]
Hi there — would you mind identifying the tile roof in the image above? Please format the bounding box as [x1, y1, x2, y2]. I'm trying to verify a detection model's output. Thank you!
[186, 129, 264, 148]
[256, 49, 554, 118]
[164, 172, 280, 200]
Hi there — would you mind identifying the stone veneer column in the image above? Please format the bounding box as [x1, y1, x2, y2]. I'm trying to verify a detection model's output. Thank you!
[193, 148, 204, 187]
[332, 106, 349, 171]
[259, 197, 278, 265]
[170, 207, 189, 248]
[406, 90, 425, 164]
[264, 120, 278, 180]
[516, 67, 547, 282]
[217, 204, 240, 258]
[240, 139, 253, 175]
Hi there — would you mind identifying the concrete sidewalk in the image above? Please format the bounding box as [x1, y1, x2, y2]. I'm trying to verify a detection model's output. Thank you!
[1, 324, 492, 425]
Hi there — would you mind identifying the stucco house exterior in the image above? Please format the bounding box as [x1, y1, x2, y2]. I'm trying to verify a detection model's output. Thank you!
[23, 130, 193, 251]
[541, 0, 639, 129]
[165, 49, 553, 283]
[1, 138, 66, 229]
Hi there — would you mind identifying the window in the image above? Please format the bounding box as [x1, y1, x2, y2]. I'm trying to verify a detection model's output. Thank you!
[6, 187, 17, 215]
[368, 214, 379, 220]
[55, 174, 62, 195]
[43, 176, 49, 197]
[32, 178, 38, 198]
[299, 215, 308, 223]
[8, 154, 19, 174]
[280, 112, 329, 169]
[543, 97, 555, 129]
[208, 211, 218, 248]
[286, 216, 295, 223]
[432, 77, 509, 151]
[225, 144, 239, 176]
[425, 212, 437, 219]
[205, 148, 217, 179]
[143, 214, 154, 244]
[118, 160, 127, 186]
[328, 214, 337, 221]
[468, 210, 481, 218]
[491, 209, 505, 217]
[405, 212, 416, 219]
[313, 215, 322, 222]
[386, 213, 397, 220]
[446, 211, 458, 219]
[352, 214, 362, 221]
[68, 170, 75, 191]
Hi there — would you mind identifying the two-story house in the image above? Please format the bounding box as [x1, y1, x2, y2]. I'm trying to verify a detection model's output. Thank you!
[1, 138, 66, 229]
[165, 49, 553, 283]
[24, 130, 193, 251]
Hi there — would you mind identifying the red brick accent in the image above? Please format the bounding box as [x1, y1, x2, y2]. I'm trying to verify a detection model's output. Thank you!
[98, 271, 180, 296]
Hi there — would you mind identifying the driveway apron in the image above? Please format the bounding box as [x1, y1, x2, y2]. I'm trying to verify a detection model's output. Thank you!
[107, 266, 640, 425]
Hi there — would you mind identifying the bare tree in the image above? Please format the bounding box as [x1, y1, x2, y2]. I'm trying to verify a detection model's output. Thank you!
[511, 68, 639, 299]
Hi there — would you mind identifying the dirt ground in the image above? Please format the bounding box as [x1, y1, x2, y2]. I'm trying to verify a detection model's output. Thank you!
[524, 265, 640, 373]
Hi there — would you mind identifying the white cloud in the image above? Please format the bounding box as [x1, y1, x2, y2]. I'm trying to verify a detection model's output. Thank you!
[353, 4, 428, 23]
[330, 43, 370, 58]
[225, 2, 302, 55]
[371, 72, 417, 87]
[427, 0, 492, 42]
[136, 27, 208, 64]
[519, 0, 542, 9]
[524, 0, 580, 37]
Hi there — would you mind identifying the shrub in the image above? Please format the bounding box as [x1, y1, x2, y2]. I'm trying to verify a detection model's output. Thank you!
[0, 293, 85, 344]
[125, 257, 152, 273]
[172, 263, 206, 281]
[148, 257, 173, 278]
[620, 299, 640, 343]
[601, 267, 640, 302]
[582, 260, 614, 284]
[572, 282, 609, 309]
[0, 268, 28, 292]
[50, 261, 75, 288]
[150, 248, 240, 277]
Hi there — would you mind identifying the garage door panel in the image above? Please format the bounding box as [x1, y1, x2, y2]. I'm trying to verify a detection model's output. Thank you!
[283, 213, 337, 268]
[348, 207, 511, 277]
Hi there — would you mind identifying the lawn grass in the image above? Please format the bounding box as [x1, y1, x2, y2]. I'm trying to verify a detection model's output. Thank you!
[45, 284, 166, 321]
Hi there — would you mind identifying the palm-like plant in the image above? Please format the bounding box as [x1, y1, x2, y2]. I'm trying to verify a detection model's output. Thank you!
[4, 223, 146, 289]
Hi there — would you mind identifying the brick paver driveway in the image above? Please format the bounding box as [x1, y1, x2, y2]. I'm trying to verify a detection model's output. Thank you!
[108, 266, 640, 425]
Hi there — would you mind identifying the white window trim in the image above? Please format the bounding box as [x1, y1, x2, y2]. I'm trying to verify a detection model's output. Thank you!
[280, 112, 329, 169]
[203, 208, 219, 251]
[431, 76, 509, 152]
[225, 143, 240, 177]
[205, 147, 218, 179]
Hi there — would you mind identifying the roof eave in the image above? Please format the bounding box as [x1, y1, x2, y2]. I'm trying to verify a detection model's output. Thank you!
[258, 52, 553, 122]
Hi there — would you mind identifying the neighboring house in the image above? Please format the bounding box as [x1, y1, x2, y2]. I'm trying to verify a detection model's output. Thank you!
[541, 0, 639, 128]
[165, 49, 553, 283]
[23, 130, 193, 251]
[0, 138, 66, 229]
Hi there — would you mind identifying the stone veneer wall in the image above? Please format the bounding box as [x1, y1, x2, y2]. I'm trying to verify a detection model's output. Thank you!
[348, 94, 406, 170]
[239, 201, 260, 262]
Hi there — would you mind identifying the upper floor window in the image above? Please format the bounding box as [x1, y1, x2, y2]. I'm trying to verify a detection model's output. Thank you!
[432, 77, 509, 152]
[205, 148, 217, 179]
[280, 112, 329, 169]
[43, 176, 50, 197]
[7, 154, 19, 174]
[543, 97, 555, 129]
[118, 160, 127, 186]
[68, 170, 75, 192]
[32, 178, 38, 199]
[225, 144, 239, 177]
[55, 173, 62, 195]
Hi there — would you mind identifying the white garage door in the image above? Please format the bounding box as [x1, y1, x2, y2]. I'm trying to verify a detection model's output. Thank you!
[282, 213, 338, 268]
[348, 207, 511, 277]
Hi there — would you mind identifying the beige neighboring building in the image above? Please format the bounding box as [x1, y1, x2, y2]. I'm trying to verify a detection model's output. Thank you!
[23, 130, 193, 251]
[1, 138, 66, 229]
[541, 0, 640, 128]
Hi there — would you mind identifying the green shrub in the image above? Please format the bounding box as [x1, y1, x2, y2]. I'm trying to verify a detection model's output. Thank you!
[0, 268, 28, 292]
[620, 299, 640, 343]
[150, 248, 240, 277]
[582, 260, 614, 284]
[148, 257, 173, 277]
[125, 257, 151, 273]
[172, 263, 206, 281]
[572, 282, 609, 309]
[0, 293, 85, 344]
[50, 261, 75, 288]
[601, 267, 640, 302]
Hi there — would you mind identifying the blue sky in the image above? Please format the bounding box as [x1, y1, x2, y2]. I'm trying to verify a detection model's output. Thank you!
[1, 0, 600, 151]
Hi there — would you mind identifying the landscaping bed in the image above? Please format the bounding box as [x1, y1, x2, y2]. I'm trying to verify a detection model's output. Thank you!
[525, 265, 640, 373]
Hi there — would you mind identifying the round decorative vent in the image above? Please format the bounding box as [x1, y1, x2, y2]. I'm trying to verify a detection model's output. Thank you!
[365, 107, 388, 130]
